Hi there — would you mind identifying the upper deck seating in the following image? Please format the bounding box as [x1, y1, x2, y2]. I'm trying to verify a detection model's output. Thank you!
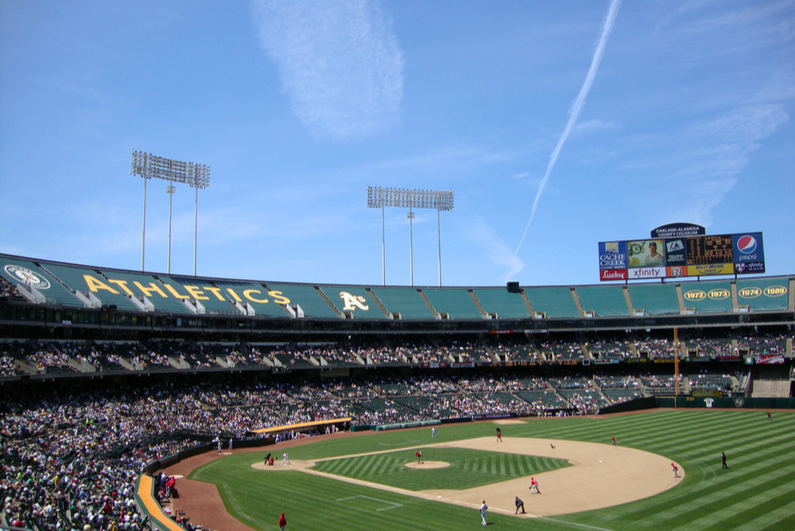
[369, 287, 436, 320]
[575, 286, 630, 317]
[679, 280, 733, 314]
[0, 256, 83, 307]
[422, 288, 483, 320]
[471, 288, 531, 319]
[42, 263, 149, 312]
[525, 287, 579, 318]
[736, 277, 790, 311]
[210, 280, 290, 317]
[94, 269, 193, 314]
[266, 283, 339, 319]
[317, 285, 388, 319]
[158, 275, 242, 315]
[626, 284, 679, 315]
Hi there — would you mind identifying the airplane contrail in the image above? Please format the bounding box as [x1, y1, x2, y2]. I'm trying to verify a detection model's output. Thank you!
[514, 0, 622, 260]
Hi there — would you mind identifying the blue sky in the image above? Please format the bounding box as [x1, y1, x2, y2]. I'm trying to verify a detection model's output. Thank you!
[1, 0, 793, 288]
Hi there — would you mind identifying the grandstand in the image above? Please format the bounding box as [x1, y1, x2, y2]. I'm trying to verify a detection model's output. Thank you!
[0, 252, 793, 531]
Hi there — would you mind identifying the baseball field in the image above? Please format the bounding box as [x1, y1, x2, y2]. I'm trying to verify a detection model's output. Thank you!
[177, 409, 795, 531]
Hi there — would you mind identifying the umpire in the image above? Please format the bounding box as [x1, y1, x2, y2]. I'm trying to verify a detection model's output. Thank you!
[515, 496, 526, 514]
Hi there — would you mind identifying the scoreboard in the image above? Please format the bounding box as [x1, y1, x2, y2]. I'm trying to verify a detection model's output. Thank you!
[686, 235, 733, 265]
[598, 232, 765, 281]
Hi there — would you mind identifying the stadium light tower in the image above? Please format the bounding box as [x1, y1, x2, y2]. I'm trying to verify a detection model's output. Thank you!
[130, 150, 211, 275]
[367, 186, 454, 287]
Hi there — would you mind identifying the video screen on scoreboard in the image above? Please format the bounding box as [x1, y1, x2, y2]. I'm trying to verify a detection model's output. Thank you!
[598, 232, 764, 281]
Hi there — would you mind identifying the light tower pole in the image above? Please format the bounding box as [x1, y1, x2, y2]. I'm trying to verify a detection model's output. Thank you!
[166, 183, 175, 274]
[367, 186, 454, 287]
[130, 150, 211, 275]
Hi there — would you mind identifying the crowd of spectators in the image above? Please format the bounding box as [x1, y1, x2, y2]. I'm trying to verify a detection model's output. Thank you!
[0, 278, 17, 298]
[1, 335, 790, 378]
[0, 363, 747, 530]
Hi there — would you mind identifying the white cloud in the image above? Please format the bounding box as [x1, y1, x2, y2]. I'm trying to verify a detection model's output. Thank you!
[466, 217, 525, 283]
[251, 0, 404, 141]
[574, 119, 620, 133]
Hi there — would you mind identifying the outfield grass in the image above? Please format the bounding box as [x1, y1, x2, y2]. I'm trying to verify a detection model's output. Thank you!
[189, 410, 795, 531]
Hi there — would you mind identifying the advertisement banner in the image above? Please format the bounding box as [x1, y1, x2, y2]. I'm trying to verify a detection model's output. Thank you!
[666, 266, 686, 278]
[756, 354, 785, 364]
[627, 240, 665, 268]
[734, 261, 766, 274]
[629, 267, 666, 280]
[600, 269, 628, 281]
[732, 233, 764, 263]
[664, 238, 687, 266]
[598, 242, 628, 270]
[687, 263, 734, 276]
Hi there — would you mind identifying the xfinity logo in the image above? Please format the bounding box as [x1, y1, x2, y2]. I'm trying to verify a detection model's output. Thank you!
[632, 267, 663, 278]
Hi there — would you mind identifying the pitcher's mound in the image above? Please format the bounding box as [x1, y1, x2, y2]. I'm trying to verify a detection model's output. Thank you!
[405, 461, 450, 469]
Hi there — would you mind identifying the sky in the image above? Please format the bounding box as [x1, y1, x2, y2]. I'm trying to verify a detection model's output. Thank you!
[1, 0, 793, 288]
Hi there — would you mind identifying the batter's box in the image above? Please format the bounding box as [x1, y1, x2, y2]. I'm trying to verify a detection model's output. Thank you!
[336, 495, 402, 512]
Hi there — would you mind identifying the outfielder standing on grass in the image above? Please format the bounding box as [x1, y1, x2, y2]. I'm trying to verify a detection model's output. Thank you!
[480, 500, 488, 526]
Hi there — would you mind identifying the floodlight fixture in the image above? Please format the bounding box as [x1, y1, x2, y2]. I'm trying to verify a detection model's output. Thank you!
[130, 150, 211, 275]
[367, 186, 455, 287]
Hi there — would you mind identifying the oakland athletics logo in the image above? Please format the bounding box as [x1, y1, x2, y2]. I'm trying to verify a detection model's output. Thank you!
[339, 291, 369, 312]
[4, 265, 51, 290]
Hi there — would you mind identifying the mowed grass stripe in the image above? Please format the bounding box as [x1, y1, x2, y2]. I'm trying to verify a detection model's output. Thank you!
[615, 442, 795, 525]
[731, 497, 795, 531]
[648, 462, 795, 527]
[311, 447, 569, 491]
[640, 413, 783, 455]
[672, 482, 795, 530]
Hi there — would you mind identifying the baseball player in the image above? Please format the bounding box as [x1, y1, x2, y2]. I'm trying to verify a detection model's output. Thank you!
[529, 477, 541, 494]
[480, 501, 488, 526]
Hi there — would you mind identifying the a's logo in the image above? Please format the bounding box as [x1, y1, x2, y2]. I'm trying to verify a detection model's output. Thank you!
[684, 290, 706, 301]
[4, 265, 51, 290]
[708, 289, 730, 300]
[340, 291, 369, 312]
[738, 287, 762, 299]
[736, 235, 757, 254]
[763, 285, 787, 297]
[734, 398, 745, 408]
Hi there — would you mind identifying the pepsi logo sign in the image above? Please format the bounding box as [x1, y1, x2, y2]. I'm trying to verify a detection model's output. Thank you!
[736, 235, 757, 254]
